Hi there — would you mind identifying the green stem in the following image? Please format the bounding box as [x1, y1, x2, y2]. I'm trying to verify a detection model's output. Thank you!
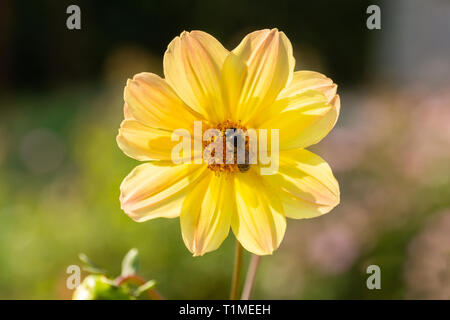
[229, 241, 244, 300]
[241, 254, 261, 300]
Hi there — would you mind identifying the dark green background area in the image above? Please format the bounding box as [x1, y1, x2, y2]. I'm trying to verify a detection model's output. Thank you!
[2, 0, 372, 91]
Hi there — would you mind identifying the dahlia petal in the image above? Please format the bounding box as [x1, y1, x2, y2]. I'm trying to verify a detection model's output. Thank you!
[124, 72, 200, 131]
[123, 103, 134, 120]
[263, 149, 339, 219]
[279, 71, 338, 101]
[257, 71, 340, 149]
[180, 173, 234, 256]
[231, 29, 295, 124]
[220, 52, 247, 120]
[231, 169, 286, 255]
[258, 90, 334, 150]
[164, 31, 229, 123]
[120, 162, 207, 222]
[117, 119, 193, 161]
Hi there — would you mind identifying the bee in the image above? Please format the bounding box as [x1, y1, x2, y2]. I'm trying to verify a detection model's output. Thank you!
[238, 150, 251, 172]
[227, 127, 251, 173]
[238, 163, 251, 172]
[228, 128, 239, 148]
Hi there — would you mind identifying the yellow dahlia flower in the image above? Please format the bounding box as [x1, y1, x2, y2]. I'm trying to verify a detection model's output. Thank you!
[117, 29, 340, 256]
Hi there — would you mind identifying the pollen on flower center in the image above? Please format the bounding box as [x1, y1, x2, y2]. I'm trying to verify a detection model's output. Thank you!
[203, 120, 251, 174]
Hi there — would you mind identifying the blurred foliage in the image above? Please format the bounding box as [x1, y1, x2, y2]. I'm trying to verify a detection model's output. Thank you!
[73, 249, 156, 300]
[73, 275, 133, 300]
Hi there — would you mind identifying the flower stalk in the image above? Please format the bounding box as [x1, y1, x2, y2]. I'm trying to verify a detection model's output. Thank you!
[229, 241, 244, 300]
[241, 254, 261, 300]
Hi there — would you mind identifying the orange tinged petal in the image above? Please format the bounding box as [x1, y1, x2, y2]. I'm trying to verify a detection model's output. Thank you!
[164, 31, 229, 123]
[120, 162, 207, 222]
[279, 71, 338, 102]
[124, 72, 201, 132]
[117, 119, 193, 161]
[257, 71, 340, 150]
[263, 149, 339, 219]
[230, 29, 295, 124]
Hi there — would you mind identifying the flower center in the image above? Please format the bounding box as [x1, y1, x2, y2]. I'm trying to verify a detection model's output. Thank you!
[203, 120, 251, 174]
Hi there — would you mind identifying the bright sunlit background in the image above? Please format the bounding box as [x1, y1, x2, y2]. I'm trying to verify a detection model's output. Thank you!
[1, 0, 449, 299]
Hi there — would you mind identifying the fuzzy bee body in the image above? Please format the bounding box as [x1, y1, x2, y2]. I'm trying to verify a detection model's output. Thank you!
[238, 163, 251, 172]
[227, 127, 251, 173]
[238, 150, 251, 172]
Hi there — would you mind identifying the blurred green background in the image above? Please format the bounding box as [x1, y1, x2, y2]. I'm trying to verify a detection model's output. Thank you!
[1, 0, 450, 299]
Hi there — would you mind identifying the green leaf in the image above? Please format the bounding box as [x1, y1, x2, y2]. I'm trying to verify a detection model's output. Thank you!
[78, 253, 106, 274]
[121, 248, 140, 276]
[135, 280, 156, 298]
[73, 275, 134, 300]
[81, 265, 107, 274]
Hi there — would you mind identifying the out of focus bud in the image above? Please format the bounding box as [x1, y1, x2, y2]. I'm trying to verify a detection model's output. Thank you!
[73, 275, 133, 300]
